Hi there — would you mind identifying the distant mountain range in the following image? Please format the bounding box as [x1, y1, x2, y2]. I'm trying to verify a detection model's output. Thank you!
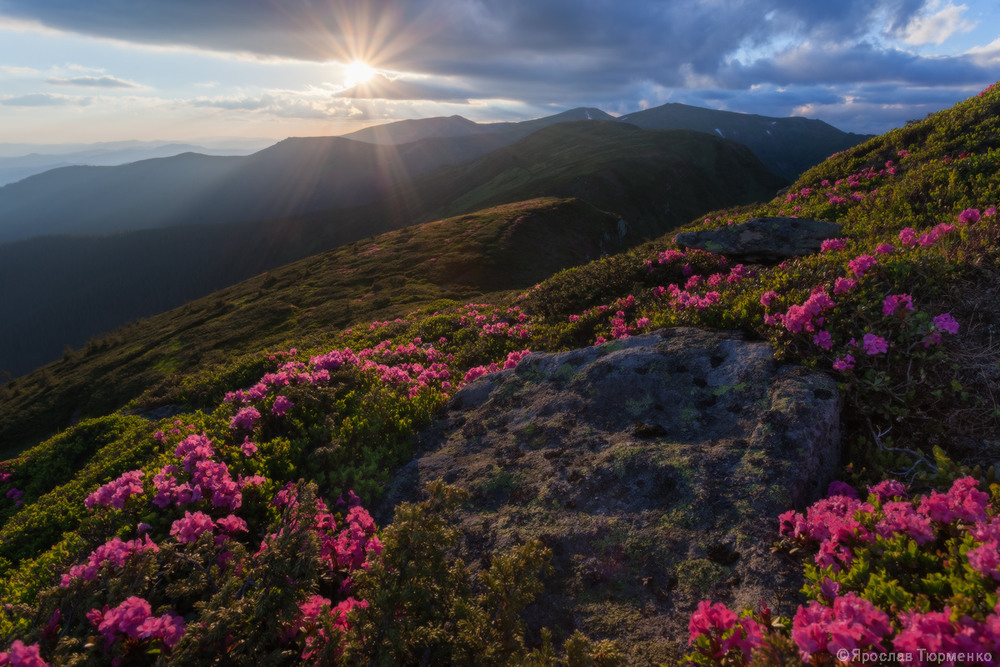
[0, 101, 867, 380]
[0, 140, 268, 187]
[0, 103, 867, 244]
[617, 103, 871, 180]
[343, 104, 867, 181]
[0, 121, 784, 379]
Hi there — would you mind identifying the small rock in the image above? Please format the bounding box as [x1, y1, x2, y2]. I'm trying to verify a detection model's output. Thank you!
[675, 216, 842, 263]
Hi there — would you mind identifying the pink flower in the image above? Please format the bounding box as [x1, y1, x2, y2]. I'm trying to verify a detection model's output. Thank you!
[892, 608, 977, 662]
[958, 208, 981, 224]
[847, 254, 877, 278]
[760, 290, 778, 307]
[932, 313, 960, 335]
[882, 293, 915, 318]
[84, 470, 145, 510]
[899, 228, 918, 246]
[792, 601, 833, 658]
[813, 331, 833, 350]
[688, 600, 736, 649]
[868, 479, 908, 501]
[833, 277, 857, 295]
[792, 594, 892, 660]
[967, 540, 1000, 580]
[216, 515, 248, 534]
[241, 437, 258, 457]
[876, 501, 935, 544]
[918, 477, 989, 524]
[820, 238, 846, 253]
[271, 395, 294, 417]
[170, 511, 215, 544]
[230, 407, 261, 431]
[862, 334, 888, 355]
[832, 354, 855, 371]
[0, 640, 49, 666]
[819, 239, 847, 252]
[875, 243, 894, 255]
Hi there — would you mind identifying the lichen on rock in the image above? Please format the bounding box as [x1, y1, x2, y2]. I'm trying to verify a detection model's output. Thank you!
[381, 328, 841, 664]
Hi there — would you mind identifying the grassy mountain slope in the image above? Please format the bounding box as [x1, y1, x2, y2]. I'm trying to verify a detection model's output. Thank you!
[0, 122, 782, 380]
[619, 102, 871, 180]
[0, 197, 629, 458]
[2, 85, 999, 663]
[373, 121, 787, 238]
[0, 133, 507, 243]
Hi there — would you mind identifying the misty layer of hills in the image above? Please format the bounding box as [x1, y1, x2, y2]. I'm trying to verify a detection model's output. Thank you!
[0, 140, 269, 187]
[0, 103, 867, 379]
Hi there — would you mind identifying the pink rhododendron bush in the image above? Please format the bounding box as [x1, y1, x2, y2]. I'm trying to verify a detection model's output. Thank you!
[0, 322, 553, 664]
[685, 477, 1000, 666]
[2, 417, 382, 664]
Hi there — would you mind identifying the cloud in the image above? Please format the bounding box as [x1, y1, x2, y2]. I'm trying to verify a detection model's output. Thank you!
[46, 75, 141, 88]
[897, 1, 975, 46]
[718, 41, 991, 88]
[0, 64, 39, 76]
[190, 90, 366, 120]
[1, 93, 92, 106]
[965, 36, 1000, 66]
[0, 0, 996, 134]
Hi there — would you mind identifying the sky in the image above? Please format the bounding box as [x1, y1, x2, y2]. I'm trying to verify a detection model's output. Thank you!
[0, 0, 997, 145]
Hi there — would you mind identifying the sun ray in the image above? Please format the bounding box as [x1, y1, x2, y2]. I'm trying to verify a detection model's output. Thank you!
[344, 59, 376, 88]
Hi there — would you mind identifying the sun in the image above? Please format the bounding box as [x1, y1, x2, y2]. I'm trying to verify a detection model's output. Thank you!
[344, 60, 377, 88]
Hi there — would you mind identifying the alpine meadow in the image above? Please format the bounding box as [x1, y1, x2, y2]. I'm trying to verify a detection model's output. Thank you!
[1, 5, 1000, 664]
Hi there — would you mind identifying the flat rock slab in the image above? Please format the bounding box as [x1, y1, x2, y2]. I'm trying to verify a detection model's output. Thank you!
[380, 328, 841, 664]
[674, 216, 842, 263]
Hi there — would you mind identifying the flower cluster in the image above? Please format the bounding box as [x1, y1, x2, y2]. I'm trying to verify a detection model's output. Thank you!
[690, 475, 1000, 665]
[0, 640, 48, 666]
[60, 535, 159, 587]
[463, 349, 531, 383]
[292, 595, 369, 662]
[688, 600, 762, 662]
[791, 593, 893, 660]
[152, 434, 241, 511]
[83, 470, 145, 510]
[87, 596, 185, 650]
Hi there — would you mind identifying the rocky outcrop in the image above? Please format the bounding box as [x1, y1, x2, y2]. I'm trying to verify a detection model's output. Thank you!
[674, 216, 842, 263]
[381, 328, 842, 664]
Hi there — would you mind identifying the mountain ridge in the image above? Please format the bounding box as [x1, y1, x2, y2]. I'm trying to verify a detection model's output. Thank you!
[0, 122, 784, 380]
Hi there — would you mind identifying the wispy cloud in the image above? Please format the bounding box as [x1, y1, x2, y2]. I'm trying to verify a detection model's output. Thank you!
[897, 1, 976, 46]
[190, 89, 365, 120]
[0, 64, 38, 76]
[47, 75, 141, 88]
[1, 93, 92, 106]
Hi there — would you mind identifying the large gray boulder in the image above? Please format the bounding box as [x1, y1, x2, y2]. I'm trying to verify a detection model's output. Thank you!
[674, 216, 842, 263]
[381, 328, 841, 664]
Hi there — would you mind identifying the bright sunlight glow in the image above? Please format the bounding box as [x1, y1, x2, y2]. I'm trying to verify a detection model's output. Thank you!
[344, 60, 377, 87]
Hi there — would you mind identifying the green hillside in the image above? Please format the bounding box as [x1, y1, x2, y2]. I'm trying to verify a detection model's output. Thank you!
[401, 121, 787, 237]
[1, 84, 999, 664]
[0, 197, 629, 458]
[0, 121, 783, 380]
